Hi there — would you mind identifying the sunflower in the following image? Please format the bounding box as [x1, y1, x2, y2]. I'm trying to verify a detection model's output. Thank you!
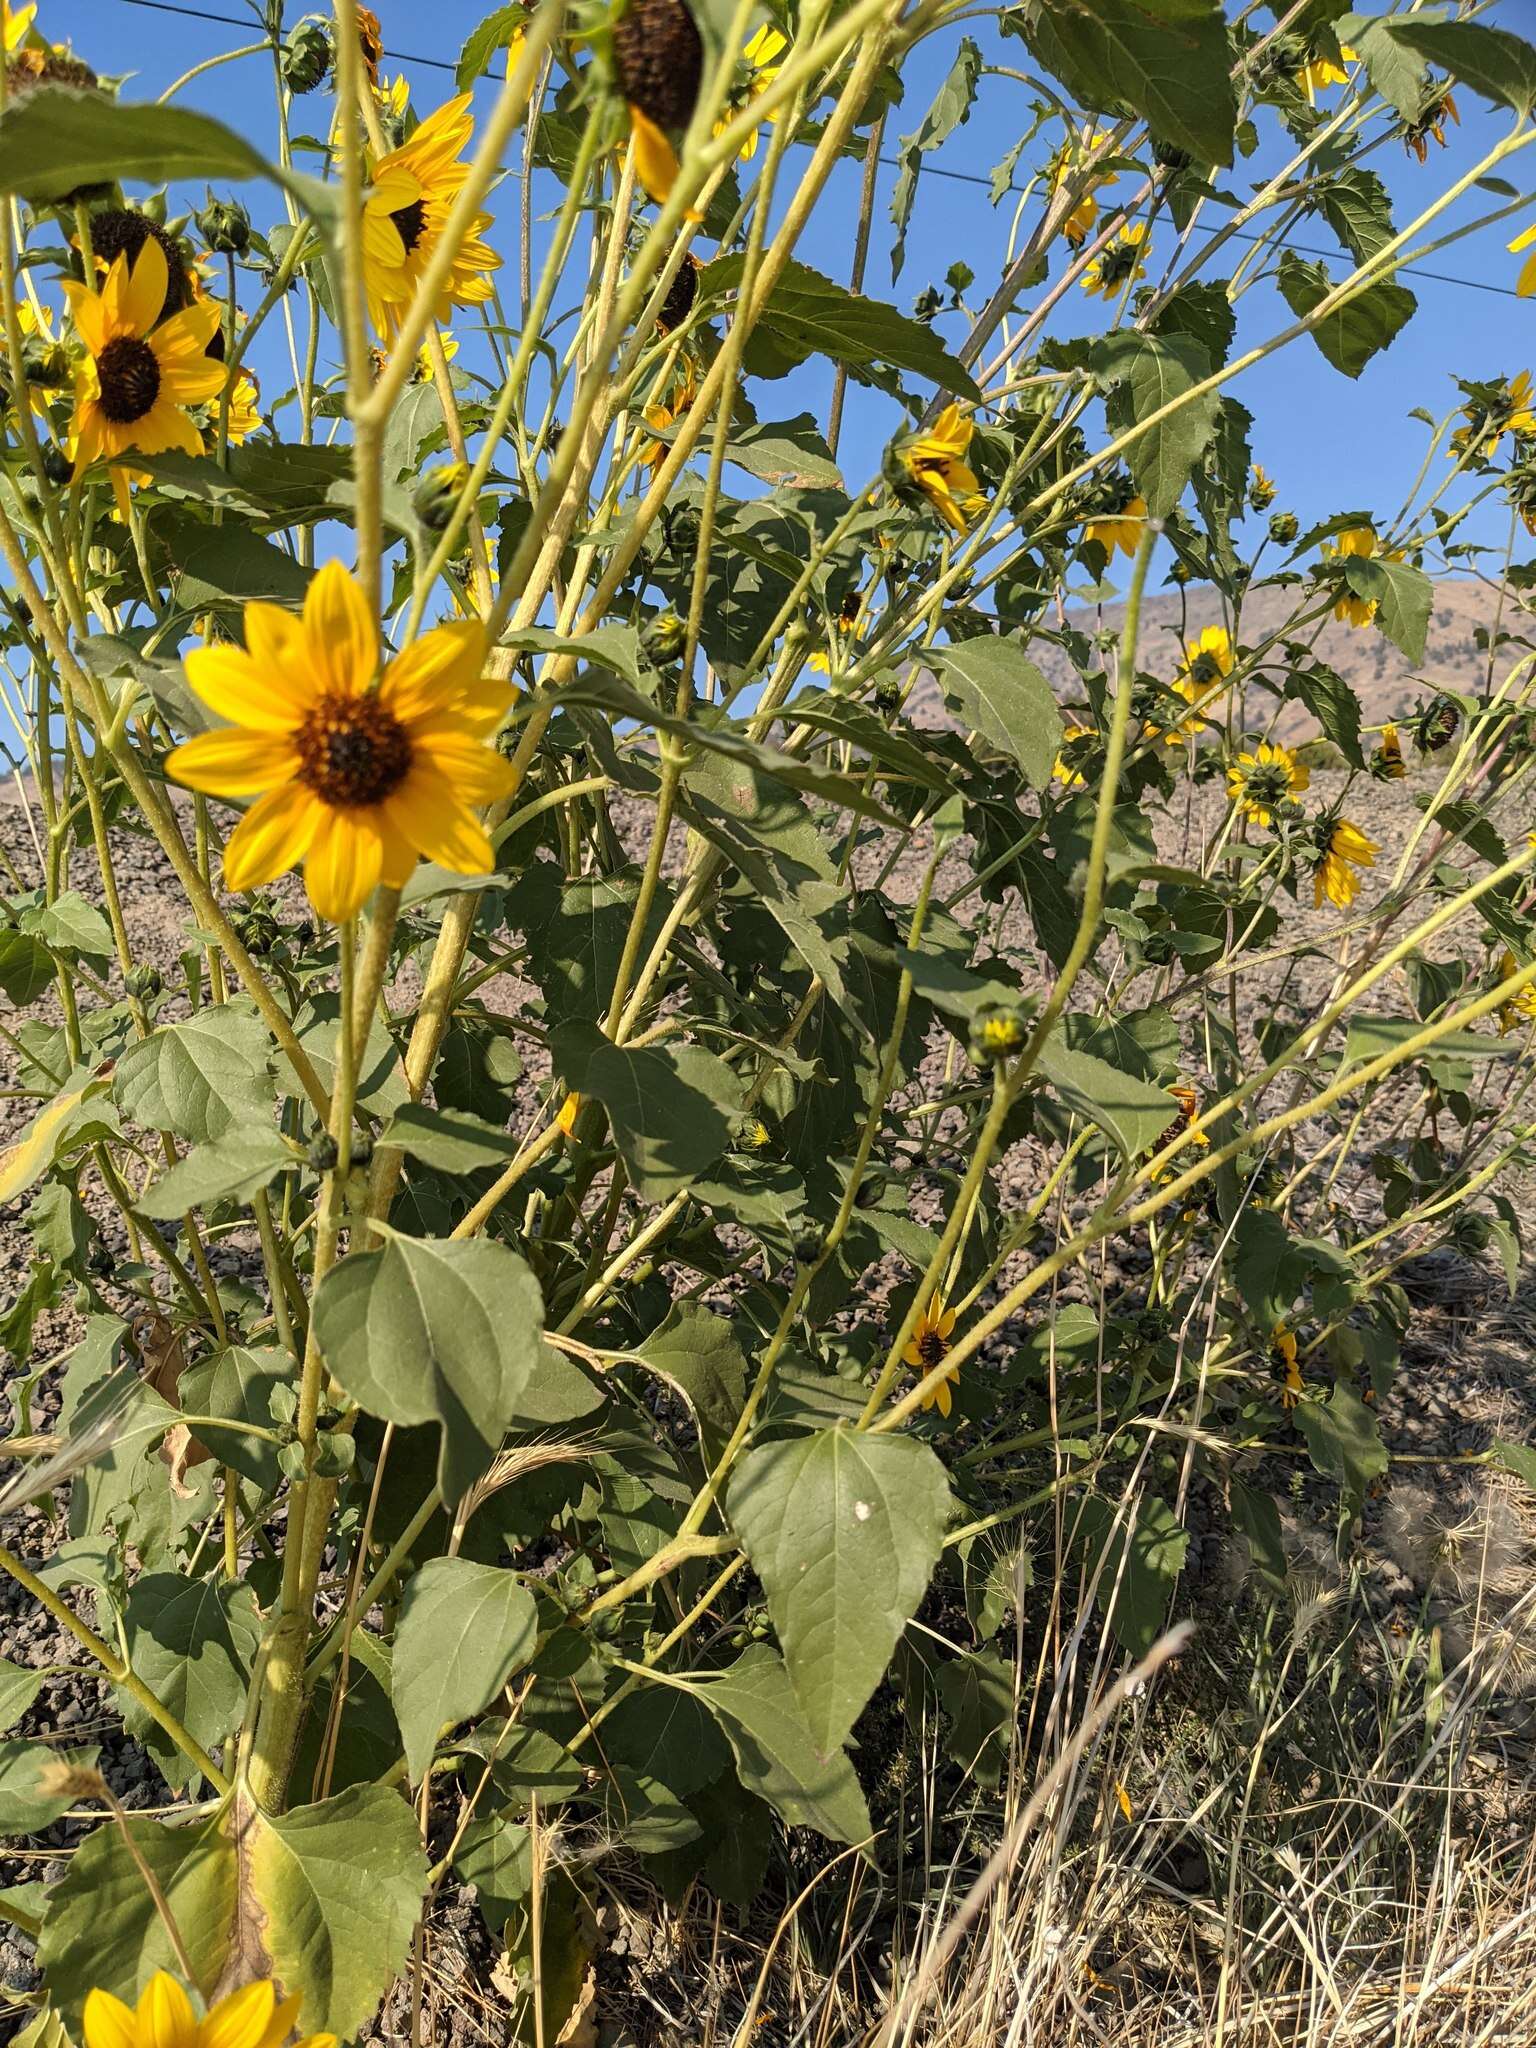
[166, 561, 517, 923]
[1297, 43, 1357, 102]
[1269, 1326, 1304, 1409]
[903, 1297, 960, 1418]
[1082, 493, 1146, 560]
[221, 370, 262, 444]
[1082, 221, 1147, 300]
[15, 298, 67, 416]
[1375, 723, 1406, 779]
[1248, 463, 1276, 512]
[1226, 741, 1309, 828]
[901, 404, 983, 534]
[63, 240, 224, 512]
[715, 24, 787, 162]
[83, 1972, 335, 2048]
[1052, 721, 1097, 788]
[613, 0, 704, 205]
[1145, 624, 1232, 746]
[640, 358, 698, 472]
[1313, 816, 1376, 910]
[556, 1090, 583, 1136]
[1497, 952, 1536, 1035]
[1511, 221, 1536, 299]
[1047, 126, 1116, 246]
[1321, 524, 1395, 627]
[1450, 370, 1535, 456]
[361, 96, 500, 341]
[1165, 1082, 1208, 1148]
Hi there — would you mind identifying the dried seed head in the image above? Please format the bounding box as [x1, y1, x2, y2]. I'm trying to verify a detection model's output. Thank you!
[612, 0, 703, 133]
[656, 250, 700, 334]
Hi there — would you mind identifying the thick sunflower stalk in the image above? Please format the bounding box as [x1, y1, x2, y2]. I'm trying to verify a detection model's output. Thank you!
[0, 1, 1534, 2040]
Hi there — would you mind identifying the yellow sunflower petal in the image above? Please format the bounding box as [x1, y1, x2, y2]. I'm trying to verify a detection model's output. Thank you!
[241, 600, 311, 693]
[302, 560, 378, 697]
[381, 620, 488, 721]
[409, 737, 517, 802]
[222, 781, 323, 894]
[121, 240, 170, 339]
[383, 775, 496, 875]
[61, 277, 108, 356]
[184, 646, 303, 732]
[136, 1971, 200, 2048]
[83, 1988, 140, 2048]
[629, 104, 681, 205]
[304, 808, 385, 922]
[121, 398, 204, 459]
[168, 727, 297, 797]
[200, 1981, 278, 2048]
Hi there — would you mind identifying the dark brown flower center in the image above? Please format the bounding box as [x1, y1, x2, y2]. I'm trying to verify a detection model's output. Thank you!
[95, 336, 161, 424]
[916, 1328, 949, 1369]
[390, 199, 428, 255]
[295, 692, 412, 808]
[612, 0, 704, 132]
[1188, 652, 1222, 686]
[86, 209, 191, 318]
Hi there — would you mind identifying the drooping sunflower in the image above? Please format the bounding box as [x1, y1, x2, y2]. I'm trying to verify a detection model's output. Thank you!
[1081, 492, 1146, 560]
[166, 561, 517, 923]
[612, 0, 704, 205]
[903, 1297, 960, 1418]
[1226, 740, 1309, 828]
[1321, 524, 1398, 627]
[83, 1971, 336, 2048]
[715, 24, 787, 162]
[1047, 126, 1116, 246]
[1052, 721, 1098, 788]
[1375, 722, 1406, 778]
[63, 239, 224, 508]
[356, 3, 383, 84]
[1165, 1082, 1208, 1149]
[1269, 1327, 1304, 1410]
[1082, 221, 1148, 300]
[901, 404, 983, 535]
[361, 96, 500, 341]
[1313, 815, 1377, 910]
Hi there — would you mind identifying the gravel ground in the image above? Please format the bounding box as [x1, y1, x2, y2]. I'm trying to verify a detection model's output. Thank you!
[1, 723, 1532, 2043]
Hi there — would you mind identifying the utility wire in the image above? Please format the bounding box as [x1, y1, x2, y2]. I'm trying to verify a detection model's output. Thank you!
[109, 0, 1525, 300]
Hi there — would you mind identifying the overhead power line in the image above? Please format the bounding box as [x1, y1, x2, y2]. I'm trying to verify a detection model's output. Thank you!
[108, 0, 1524, 301]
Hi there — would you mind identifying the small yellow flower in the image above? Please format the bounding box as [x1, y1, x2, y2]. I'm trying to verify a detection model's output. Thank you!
[1450, 370, 1535, 455]
[1313, 816, 1377, 910]
[901, 403, 983, 535]
[1166, 1082, 1208, 1148]
[1226, 740, 1309, 828]
[166, 561, 517, 923]
[1047, 126, 1117, 246]
[1511, 221, 1536, 299]
[1298, 43, 1357, 102]
[1081, 221, 1147, 300]
[1082, 494, 1146, 560]
[1376, 723, 1406, 778]
[1497, 952, 1536, 1035]
[556, 1091, 582, 1136]
[1248, 463, 1276, 512]
[1052, 721, 1097, 787]
[715, 24, 787, 162]
[1270, 1326, 1304, 1409]
[83, 1970, 336, 2048]
[377, 71, 410, 120]
[221, 370, 262, 444]
[1146, 626, 1232, 746]
[361, 96, 500, 340]
[903, 1297, 959, 1418]
[1321, 525, 1399, 628]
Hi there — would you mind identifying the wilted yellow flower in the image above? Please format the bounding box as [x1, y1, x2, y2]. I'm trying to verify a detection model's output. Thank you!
[641, 359, 699, 472]
[167, 561, 516, 922]
[83, 1970, 336, 2048]
[1082, 221, 1147, 299]
[1313, 816, 1376, 909]
[903, 1297, 960, 1418]
[1404, 89, 1458, 163]
[1226, 740, 1309, 827]
[901, 403, 983, 534]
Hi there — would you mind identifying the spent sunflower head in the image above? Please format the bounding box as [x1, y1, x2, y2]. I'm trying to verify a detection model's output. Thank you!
[612, 0, 704, 203]
[82, 1971, 337, 2048]
[361, 96, 500, 341]
[166, 561, 518, 923]
[62, 239, 225, 509]
[1226, 740, 1308, 829]
[902, 1298, 960, 1418]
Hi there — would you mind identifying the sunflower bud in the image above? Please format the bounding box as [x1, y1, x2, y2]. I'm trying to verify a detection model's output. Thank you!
[793, 1230, 823, 1265]
[308, 1134, 340, 1173]
[612, 0, 704, 133]
[1152, 138, 1192, 171]
[732, 1114, 773, 1153]
[283, 15, 335, 93]
[1268, 509, 1298, 545]
[873, 677, 903, 715]
[413, 461, 471, 533]
[198, 195, 251, 256]
[124, 963, 163, 1001]
[642, 609, 688, 664]
[969, 1002, 1032, 1065]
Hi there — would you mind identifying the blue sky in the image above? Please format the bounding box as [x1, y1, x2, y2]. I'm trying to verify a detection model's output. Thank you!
[63, 0, 1536, 571]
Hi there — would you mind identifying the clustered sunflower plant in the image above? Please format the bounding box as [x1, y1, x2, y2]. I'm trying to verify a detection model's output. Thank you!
[0, 1, 1534, 2042]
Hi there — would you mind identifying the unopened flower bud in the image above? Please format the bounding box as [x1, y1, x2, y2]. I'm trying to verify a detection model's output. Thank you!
[413, 461, 471, 533]
[198, 195, 251, 257]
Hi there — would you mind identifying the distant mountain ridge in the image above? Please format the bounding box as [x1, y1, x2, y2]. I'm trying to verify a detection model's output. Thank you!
[906, 576, 1519, 742]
